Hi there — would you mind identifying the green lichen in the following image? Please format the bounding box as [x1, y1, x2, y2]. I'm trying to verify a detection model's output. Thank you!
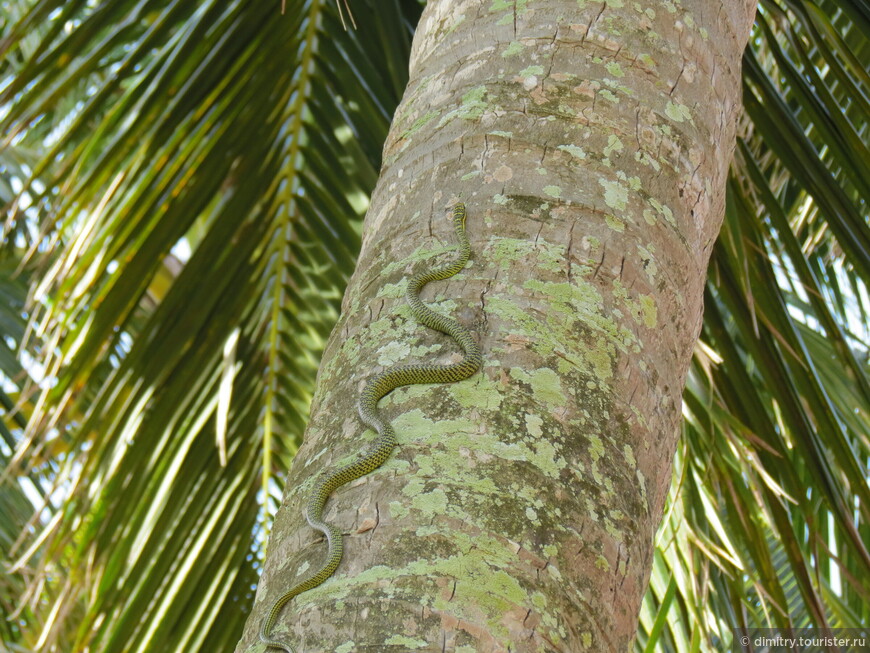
[637, 244, 658, 281]
[401, 110, 439, 139]
[376, 280, 406, 299]
[637, 468, 648, 505]
[462, 86, 487, 112]
[297, 534, 534, 643]
[587, 433, 605, 463]
[602, 77, 634, 97]
[512, 277, 635, 363]
[623, 444, 636, 467]
[648, 197, 677, 227]
[635, 149, 661, 171]
[536, 279, 630, 342]
[411, 488, 449, 516]
[599, 178, 628, 211]
[585, 498, 600, 521]
[542, 185, 562, 198]
[389, 500, 409, 520]
[525, 413, 543, 438]
[501, 41, 524, 57]
[604, 134, 624, 158]
[605, 61, 624, 77]
[638, 52, 656, 69]
[450, 372, 505, 410]
[439, 86, 489, 126]
[486, 237, 565, 273]
[335, 643, 355, 653]
[557, 144, 587, 160]
[604, 518, 624, 542]
[519, 65, 545, 78]
[509, 367, 566, 410]
[665, 100, 692, 123]
[605, 214, 625, 232]
[525, 506, 539, 522]
[385, 635, 428, 648]
[526, 593, 548, 619]
[392, 410, 523, 464]
[639, 295, 657, 328]
[527, 439, 567, 480]
[402, 475, 427, 498]
[390, 409, 570, 489]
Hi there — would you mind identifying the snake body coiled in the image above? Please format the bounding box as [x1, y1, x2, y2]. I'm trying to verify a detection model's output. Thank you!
[260, 203, 481, 652]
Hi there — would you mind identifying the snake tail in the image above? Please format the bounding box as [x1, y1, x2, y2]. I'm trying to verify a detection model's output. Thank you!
[260, 203, 481, 652]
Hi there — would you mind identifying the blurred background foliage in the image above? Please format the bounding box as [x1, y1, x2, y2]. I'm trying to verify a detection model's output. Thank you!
[0, 0, 866, 651]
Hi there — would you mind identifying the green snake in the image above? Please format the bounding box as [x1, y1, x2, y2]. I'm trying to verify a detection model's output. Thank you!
[260, 203, 481, 652]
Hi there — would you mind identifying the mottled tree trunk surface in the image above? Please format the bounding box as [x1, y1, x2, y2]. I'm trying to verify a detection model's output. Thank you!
[238, 1, 756, 651]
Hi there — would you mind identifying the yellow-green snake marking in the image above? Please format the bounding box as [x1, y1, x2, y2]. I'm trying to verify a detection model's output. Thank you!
[260, 203, 482, 652]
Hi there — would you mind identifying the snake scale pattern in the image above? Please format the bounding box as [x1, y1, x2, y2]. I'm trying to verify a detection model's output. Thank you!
[260, 203, 482, 652]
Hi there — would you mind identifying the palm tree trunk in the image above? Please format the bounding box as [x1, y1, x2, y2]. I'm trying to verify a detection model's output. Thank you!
[238, 0, 756, 651]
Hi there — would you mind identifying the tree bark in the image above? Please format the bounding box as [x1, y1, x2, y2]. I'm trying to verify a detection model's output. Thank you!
[238, 0, 756, 651]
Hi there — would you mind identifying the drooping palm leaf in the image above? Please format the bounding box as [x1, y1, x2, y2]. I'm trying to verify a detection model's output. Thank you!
[1, 22, 57, 643]
[0, 255, 41, 648]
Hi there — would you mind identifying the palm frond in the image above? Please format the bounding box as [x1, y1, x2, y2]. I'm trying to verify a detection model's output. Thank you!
[0, 257, 40, 647]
